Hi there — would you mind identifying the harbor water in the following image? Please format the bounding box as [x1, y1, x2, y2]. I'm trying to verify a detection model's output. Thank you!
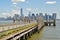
[28, 20, 60, 40]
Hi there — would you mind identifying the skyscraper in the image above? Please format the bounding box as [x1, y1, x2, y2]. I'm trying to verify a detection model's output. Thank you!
[48, 15, 52, 20]
[45, 13, 48, 20]
[39, 13, 43, 17]
[52, 13, 56, 20]
[31, 13, 36, 20]
[20, 8, 24, 18]
[36, 13, 38, 17]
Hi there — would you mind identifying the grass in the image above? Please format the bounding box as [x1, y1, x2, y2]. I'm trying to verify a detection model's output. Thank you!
[0, 23, 37, 39]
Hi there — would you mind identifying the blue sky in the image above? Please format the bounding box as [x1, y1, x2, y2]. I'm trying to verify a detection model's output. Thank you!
[0, 0, 60, 19]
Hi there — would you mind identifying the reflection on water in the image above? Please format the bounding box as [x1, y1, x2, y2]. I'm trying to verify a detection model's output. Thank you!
[28, 21, 60, 40]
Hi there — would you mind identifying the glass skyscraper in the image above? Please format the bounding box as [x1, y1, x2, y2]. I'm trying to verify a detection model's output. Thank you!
[20, 8, 24, 18]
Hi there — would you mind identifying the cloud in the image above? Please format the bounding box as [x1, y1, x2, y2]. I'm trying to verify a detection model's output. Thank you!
[26, 8, 32, 11]
[11, 0, 25, 4]
[46, 1, 56, 4]
[0, 9, 20, 18]
[11, 9, 20, 15]
[0, 12, 11, 18]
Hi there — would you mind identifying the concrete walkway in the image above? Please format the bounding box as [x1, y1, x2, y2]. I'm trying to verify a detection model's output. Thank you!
[0, 22, 32, 32]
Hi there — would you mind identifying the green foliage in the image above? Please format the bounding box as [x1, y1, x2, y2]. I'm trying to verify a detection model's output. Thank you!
[0, 23, 36, 39]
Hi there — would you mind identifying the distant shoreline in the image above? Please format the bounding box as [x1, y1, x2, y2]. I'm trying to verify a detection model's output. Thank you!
[56, 19, 60, 21]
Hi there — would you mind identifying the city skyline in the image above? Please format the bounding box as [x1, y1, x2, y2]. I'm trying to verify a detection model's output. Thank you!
[0, 0, 60, 19]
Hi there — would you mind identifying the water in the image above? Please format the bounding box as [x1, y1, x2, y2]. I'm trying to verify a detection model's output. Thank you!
[0, 20, 23, 26]
[28, 20, 60, 40]
[0, 20, 13, 25]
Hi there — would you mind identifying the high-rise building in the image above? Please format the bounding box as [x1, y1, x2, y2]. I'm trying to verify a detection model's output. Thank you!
[20, 8, 24, 18]
[48, 15, 52, 20]
[13, 14, 20, 19]
[28, 11, 31, 18]
[39, 13, 44, 19]
[45, 13, 48, 20]
[52, 13, 56, 20]
[31, 13, 36, 20]
[36, 13, 38, 17]
[13, 14, 20, 21]
[39, 13, 43, 16]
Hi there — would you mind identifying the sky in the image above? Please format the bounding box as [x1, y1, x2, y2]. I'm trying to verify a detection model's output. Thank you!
[0, 0, 60, 19]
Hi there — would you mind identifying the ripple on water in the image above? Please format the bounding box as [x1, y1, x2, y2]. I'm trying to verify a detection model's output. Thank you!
[28, 21, 60, 40]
